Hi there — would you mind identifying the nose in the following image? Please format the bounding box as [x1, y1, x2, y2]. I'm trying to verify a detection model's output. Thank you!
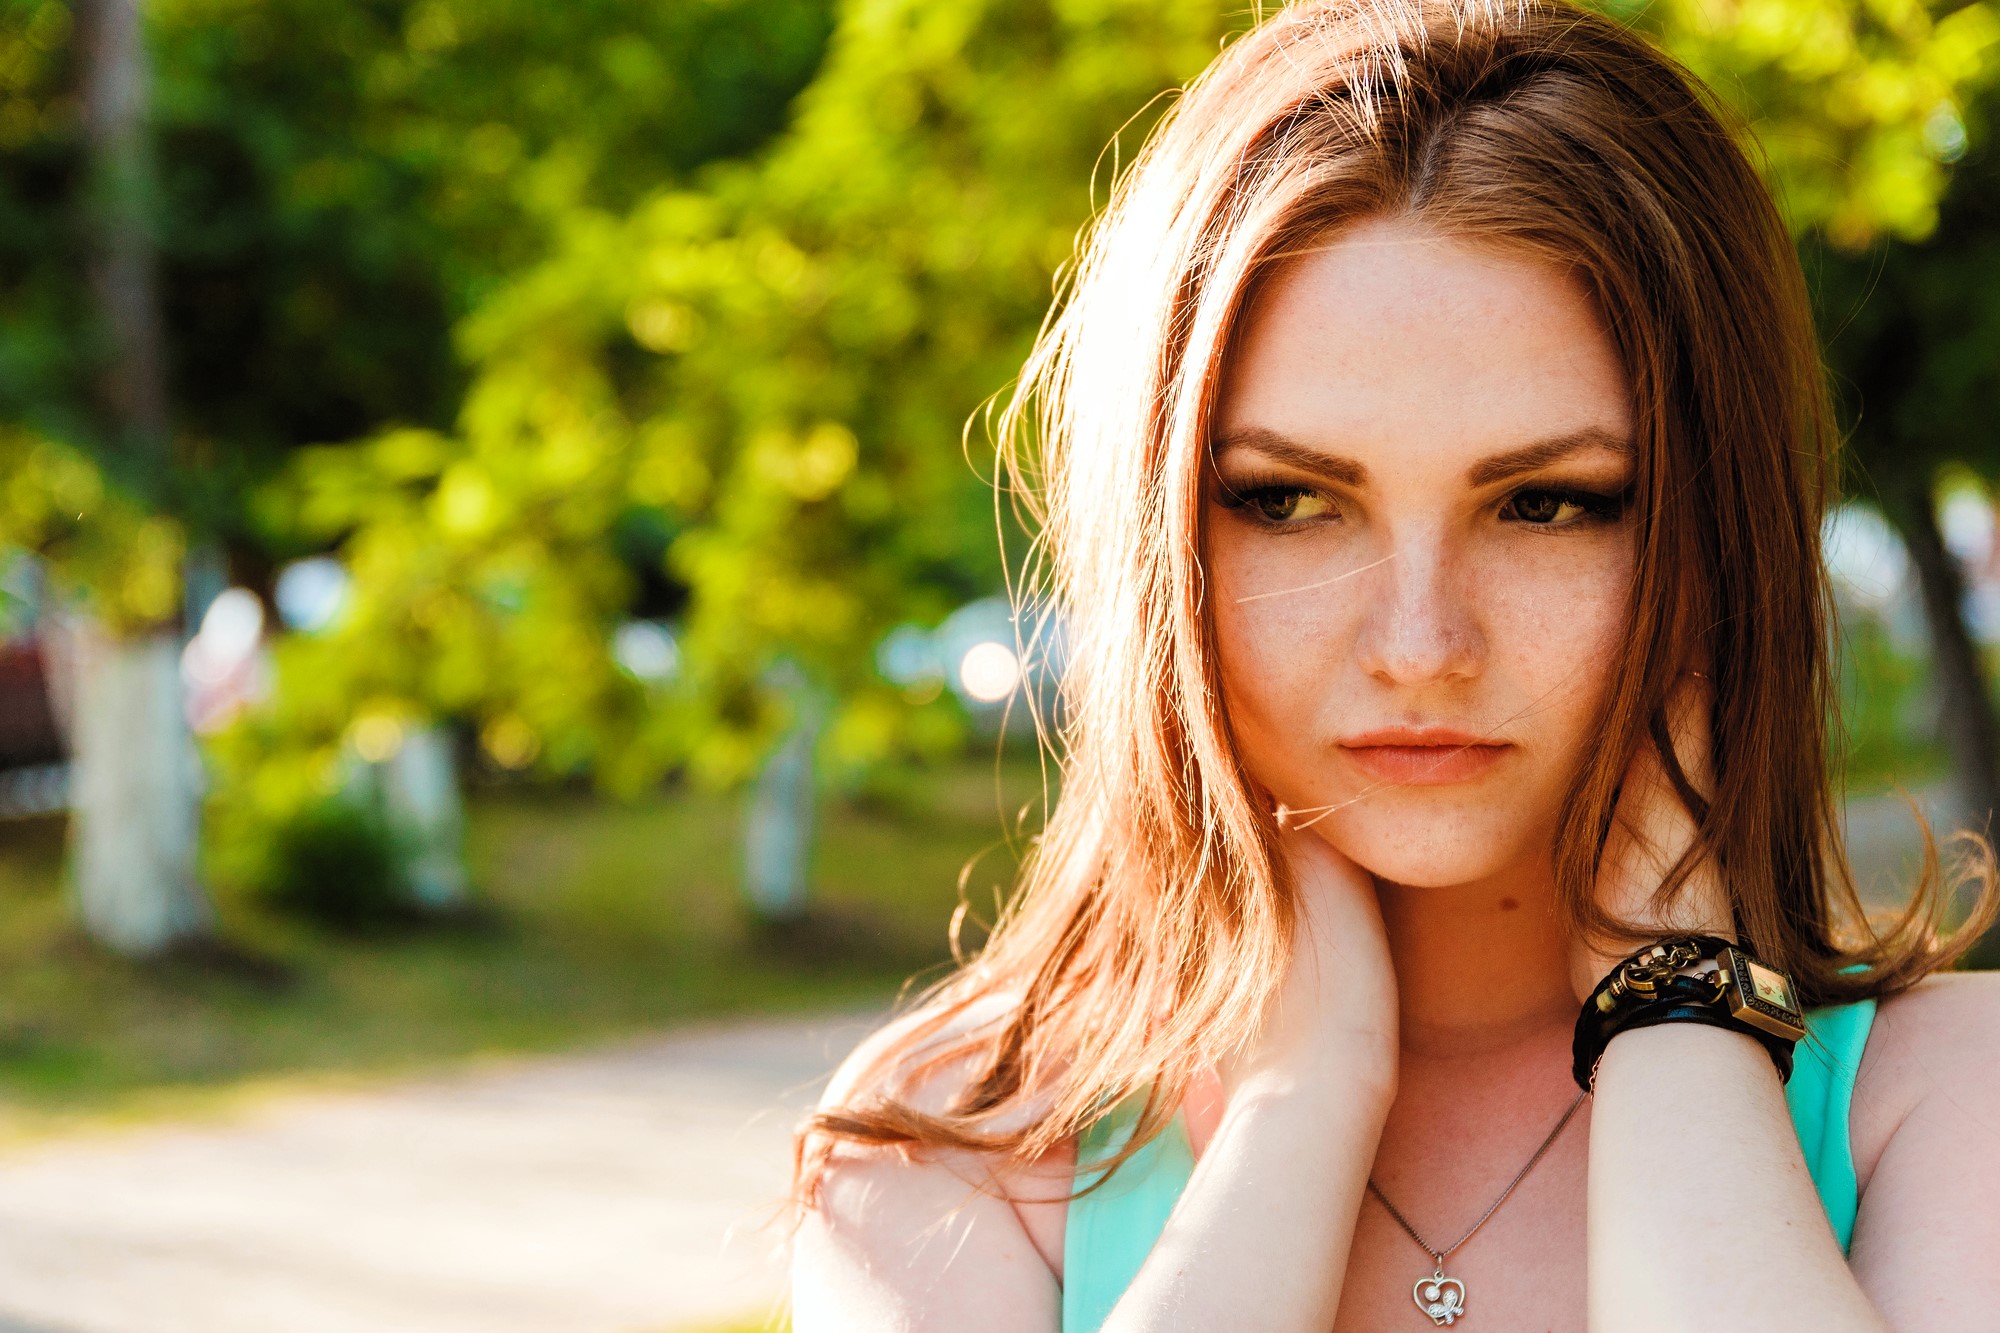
[1352, 528, 1484, 687]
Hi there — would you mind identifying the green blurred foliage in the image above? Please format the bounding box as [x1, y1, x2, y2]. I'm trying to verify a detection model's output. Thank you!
[1804, 100, 2000, 840]
[1810, 117, 2000, 486]
[0, 1, 86, 446]
[8, 0, 2000, 900]
[238, 0, 1235, 821]
[1624, 0, 2000, 244]
[0, 0, 832, 528]
[0, 428, 182, 632]
[253, 793, 413, 933]
[1835, 613, 1948, 787]
[252, 0, 2000, 803]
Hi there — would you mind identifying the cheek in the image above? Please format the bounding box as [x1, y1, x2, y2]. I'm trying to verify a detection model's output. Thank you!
[1206, 536, 1359, 783]
[1480, 543, 1633, 722]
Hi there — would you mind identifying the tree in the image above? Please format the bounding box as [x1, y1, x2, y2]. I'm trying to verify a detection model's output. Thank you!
[239, 0, 1238, 806]
[1625, 0, 2000, 246]
[64, 0, 210, 955]
[0, 0, 834, 935]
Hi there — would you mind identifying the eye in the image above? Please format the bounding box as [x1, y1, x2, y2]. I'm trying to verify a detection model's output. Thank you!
[1215, 477, 1339, 528]
[1499, 485, 1625, 528]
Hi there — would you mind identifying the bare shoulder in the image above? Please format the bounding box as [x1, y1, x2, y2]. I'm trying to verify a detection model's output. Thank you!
[1858, 969, 2000, 1096]
[817, 988, 1026, 1121]
[812, 986, 1080, 1204]
[1851, 970, 2000, 1189]
[1843, 971, 2000, 1309]
[790, 989, 1074, 1332]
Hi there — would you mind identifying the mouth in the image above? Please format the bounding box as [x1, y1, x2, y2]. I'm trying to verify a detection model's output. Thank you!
[1336, 726, 1512, 786]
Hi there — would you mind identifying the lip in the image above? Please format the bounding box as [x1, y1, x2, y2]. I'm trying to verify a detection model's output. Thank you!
[1337, 726, 1512, 786]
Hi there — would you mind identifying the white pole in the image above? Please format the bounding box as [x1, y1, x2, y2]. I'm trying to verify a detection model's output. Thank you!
[742, 661, 826, 922]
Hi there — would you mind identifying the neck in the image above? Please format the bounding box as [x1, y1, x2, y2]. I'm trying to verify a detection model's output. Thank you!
[1376, 856, 1577, 1060]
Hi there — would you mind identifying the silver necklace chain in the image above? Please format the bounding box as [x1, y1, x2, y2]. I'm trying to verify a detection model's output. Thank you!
[1367, 1088, 1590, 1267]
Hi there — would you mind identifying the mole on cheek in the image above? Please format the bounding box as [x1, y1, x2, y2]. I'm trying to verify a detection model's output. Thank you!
[1499, 897, 1519, 912]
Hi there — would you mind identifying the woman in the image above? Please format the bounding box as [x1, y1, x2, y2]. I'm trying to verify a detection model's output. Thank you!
[787, 0, 2000, 1327]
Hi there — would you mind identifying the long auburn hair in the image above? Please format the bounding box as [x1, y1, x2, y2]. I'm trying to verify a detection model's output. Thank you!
[790, 0, 1998, 1213]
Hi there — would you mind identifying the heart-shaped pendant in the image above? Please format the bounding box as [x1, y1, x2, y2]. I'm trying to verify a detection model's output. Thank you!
[1412, 1272, 1467, 1326]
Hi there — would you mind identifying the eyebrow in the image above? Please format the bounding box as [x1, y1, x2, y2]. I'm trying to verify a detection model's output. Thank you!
[1465, 428, 1636, 486]
[1210, 425, 1634, 489]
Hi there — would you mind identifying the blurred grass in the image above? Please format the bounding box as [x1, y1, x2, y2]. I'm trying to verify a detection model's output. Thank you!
[0, 750, 1053, 1136]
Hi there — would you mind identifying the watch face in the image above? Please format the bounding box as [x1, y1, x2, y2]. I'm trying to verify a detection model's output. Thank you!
[1744, 959, 1797, 1014]
[1723, 948, 1808, 1042]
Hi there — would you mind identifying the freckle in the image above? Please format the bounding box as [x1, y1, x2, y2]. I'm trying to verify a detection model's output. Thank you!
[1499, 897, 1519, 912]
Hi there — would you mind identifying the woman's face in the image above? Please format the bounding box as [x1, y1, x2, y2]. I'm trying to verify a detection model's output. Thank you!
[1205, 214, 1637, 889]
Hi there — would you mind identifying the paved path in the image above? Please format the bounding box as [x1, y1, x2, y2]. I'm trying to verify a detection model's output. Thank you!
[0, 1009, 888, 1333]
[0, 785, 1978, 1333]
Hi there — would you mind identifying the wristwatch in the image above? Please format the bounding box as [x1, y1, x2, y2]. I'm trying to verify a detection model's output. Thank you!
[1707, 944, 1810, 1041]
[1573, 936, 1808, 1091]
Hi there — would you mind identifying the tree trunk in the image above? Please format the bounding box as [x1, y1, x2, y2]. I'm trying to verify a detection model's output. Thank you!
[77, 0, 169, 459]
[1887, 479, 2000, 968]
[70, 0, 212, 954]
[66, 620, 210, 952]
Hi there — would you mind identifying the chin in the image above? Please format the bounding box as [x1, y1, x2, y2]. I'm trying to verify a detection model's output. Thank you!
[1318, 805, 1534, 889]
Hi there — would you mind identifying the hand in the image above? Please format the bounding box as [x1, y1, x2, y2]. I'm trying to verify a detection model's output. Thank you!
[1218, 807, 1399, 1105]
[1569, 669, 1735, 1002]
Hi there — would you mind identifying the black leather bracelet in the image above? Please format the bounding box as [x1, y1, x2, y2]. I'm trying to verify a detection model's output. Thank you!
[1572, 940, 1804, 1092]
[1571, 978, 1796, 1091]
[1579, 934, 1737, 1017]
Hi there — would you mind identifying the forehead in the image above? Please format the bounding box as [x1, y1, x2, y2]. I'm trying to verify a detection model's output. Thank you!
[1215, 216, 1632, 472]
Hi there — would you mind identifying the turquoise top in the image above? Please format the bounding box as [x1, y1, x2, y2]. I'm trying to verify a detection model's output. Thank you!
[1062, 995, 1877, 1331]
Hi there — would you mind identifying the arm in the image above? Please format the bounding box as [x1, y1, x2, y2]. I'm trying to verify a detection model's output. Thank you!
[1577, 673, 1884, 1331]
[1589, 971, 2000, 1332]
[1102, 1057, 1394, 1331]
[1586, 1022, 1886, 1332]
[790, 1137, 1064, 1331]
[789, 1005, 1066, 1332]
[1844, 972, 2000, 1327]
[1103, 817, 1399, 1331]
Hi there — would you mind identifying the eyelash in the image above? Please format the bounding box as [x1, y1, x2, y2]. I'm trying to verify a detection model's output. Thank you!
[1501, 485, 1629, 527]
[1212, 474, 1336, 529]
[1212, 472, 1631, 531]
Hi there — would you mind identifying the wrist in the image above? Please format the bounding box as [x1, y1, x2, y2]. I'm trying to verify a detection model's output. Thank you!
[1572, 936, 1804, 1093]
[1572, 924, 1738, 1002]
[1590, 1017, 1786, 1091]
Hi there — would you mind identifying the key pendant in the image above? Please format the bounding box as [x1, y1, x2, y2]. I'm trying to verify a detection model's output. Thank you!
[1413, 1263, 1467, 1326]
